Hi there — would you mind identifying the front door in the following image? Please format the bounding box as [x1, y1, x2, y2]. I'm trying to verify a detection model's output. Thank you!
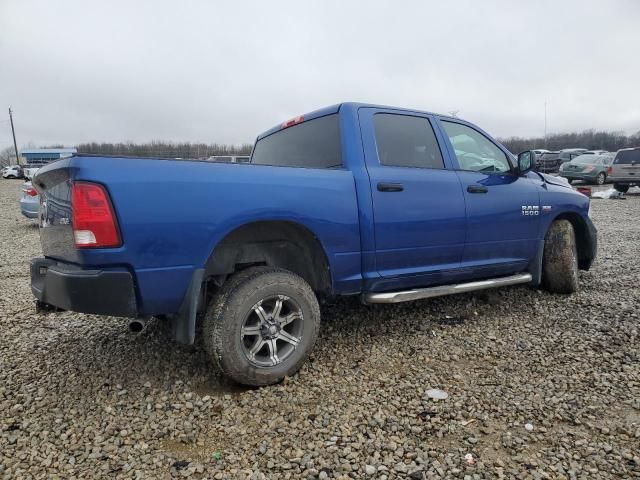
[358, 108, 467, 291]
[437, 119, 542, 274]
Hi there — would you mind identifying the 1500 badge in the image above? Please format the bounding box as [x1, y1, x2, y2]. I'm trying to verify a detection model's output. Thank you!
[521, 205, 539, 216]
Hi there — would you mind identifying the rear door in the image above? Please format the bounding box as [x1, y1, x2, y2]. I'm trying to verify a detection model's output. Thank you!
[358, 108, 466, 290]
[436, 119, 542, 275]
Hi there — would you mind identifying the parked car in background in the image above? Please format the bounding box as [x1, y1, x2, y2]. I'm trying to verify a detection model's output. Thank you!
[536, 151, 561, 173]
[20, 181, 40, 218]
[536, 148, 588, 173]
[559, 153, 614, 185]
[2, 165, 23, 179]
[532, 149, 550, 156]
[582, 150, 609, 155]
[23, 166, 41, 180]
[609, 147, 640, 193]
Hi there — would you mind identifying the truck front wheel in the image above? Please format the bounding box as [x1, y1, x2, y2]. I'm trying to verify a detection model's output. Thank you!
[542, 219, 579, 294]
[203, 267, 320, 386]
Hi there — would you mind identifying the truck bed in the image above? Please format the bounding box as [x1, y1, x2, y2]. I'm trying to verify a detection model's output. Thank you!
[33, 155, 362, 315]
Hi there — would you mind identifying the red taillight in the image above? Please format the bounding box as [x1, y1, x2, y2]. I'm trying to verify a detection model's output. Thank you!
[281, 115, 304, 129]
[23, 187, 38, 197]
[71, 182, 121, 248]
[607, 166, 613, 174]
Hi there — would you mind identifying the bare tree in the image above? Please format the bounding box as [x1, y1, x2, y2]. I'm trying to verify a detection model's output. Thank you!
[72, 141, 253, 159]
[0, 146, 17, 167]
[499, 130, 640, 153]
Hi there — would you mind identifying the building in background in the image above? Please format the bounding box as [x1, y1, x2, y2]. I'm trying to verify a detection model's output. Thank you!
[20, 148, 77, 167]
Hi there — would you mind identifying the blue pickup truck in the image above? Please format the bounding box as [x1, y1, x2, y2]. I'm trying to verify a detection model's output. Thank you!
[31, 102, 596, 386]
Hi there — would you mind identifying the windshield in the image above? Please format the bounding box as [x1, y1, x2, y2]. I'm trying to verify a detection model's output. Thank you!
[539, 153, 559, 159]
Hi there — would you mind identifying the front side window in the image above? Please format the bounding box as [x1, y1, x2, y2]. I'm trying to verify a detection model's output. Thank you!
[441, 121, 511, 173]
[251, 114, 342, 169]
[373, 114, 444, 169]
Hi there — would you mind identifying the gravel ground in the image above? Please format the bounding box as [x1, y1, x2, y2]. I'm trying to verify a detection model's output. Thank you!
[1, 178, 639, 479]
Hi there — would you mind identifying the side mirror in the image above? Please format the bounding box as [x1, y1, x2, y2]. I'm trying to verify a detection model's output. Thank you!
[517, 151, 535, 175]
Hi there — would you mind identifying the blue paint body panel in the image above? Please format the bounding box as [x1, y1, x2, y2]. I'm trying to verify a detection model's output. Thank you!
[33, 102, 595, 316]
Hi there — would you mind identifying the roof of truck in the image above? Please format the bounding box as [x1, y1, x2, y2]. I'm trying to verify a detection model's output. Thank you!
[256, 102, 457, 140]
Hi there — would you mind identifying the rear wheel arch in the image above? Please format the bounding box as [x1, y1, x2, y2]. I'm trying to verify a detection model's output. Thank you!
[204, 220, 333, 295]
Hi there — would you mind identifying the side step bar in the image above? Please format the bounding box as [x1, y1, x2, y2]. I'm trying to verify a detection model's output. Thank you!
[364, 273, 533, 304]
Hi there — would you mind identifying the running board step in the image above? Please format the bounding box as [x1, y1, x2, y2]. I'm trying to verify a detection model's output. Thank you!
[364, 273, 533, 304]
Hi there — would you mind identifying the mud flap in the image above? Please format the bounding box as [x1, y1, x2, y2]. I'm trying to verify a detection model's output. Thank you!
[172, 268, 205, 345]
[529, 239, 545, 286]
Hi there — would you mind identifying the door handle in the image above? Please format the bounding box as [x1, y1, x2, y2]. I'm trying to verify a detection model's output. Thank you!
[377, 182, 404, 192]
[467, 184, 488, 194]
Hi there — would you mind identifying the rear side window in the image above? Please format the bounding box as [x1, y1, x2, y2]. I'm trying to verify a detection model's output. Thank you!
[251, 114, 342, 168]
[373, 114, 444, 169]
[614, 150, 640, 164]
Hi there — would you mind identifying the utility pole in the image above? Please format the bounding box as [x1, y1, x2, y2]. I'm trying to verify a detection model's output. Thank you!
[544, 101, 547, 149]
[9, 107, 19, 165]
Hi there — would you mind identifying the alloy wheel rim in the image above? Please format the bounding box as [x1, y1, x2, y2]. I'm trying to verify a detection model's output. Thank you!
[240, 295, 304, 367]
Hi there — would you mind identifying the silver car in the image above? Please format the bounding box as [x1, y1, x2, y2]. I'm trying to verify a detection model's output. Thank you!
[20, 182, 40, 219]
[609, 148, 640, 193]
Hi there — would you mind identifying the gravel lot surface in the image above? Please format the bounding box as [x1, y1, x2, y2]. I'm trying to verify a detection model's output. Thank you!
[1, 179, 639, 479]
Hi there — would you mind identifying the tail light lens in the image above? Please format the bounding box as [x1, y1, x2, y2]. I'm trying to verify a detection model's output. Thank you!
[71, 182, 121, 248]
[23, 186, 38, 197]
[607, 166, 613, 174]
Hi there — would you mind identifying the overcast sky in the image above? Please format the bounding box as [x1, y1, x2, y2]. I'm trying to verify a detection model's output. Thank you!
[1, 0, 639, 148]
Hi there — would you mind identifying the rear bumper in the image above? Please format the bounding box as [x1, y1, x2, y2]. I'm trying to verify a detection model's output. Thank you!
[607, 177, 638, 185]
[30, 257, 138, 317]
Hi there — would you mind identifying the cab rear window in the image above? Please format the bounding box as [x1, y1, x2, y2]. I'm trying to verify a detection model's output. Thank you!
[251, 114, 342, 169]
[614, 149, 640, 164]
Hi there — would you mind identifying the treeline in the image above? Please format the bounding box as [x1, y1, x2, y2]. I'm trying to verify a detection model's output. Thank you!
[499, 129, 640, 154]
[73, 141, 253, 159]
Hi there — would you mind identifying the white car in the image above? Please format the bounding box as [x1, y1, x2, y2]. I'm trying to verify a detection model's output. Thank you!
[23, 166, 41, 180]
[2, 165, 23, 179]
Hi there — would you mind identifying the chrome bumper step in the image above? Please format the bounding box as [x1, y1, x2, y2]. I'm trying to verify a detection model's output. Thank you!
[363, 273, 533, 304]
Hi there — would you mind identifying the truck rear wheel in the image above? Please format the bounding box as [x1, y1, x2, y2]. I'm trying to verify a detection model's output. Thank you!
[614, 183, 629, 193]
[203, 267, 320, 386]
[542, 219, 579, 294]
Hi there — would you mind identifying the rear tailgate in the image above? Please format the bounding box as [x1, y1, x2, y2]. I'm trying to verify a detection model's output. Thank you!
[32, 158, 80, 263]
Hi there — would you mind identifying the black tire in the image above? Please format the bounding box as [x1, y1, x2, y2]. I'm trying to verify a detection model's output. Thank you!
[203, 267, 320, 386]
[614, 183, 629, 193]
[594, 172, 606, 185]
[542, 220, 579, 294]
